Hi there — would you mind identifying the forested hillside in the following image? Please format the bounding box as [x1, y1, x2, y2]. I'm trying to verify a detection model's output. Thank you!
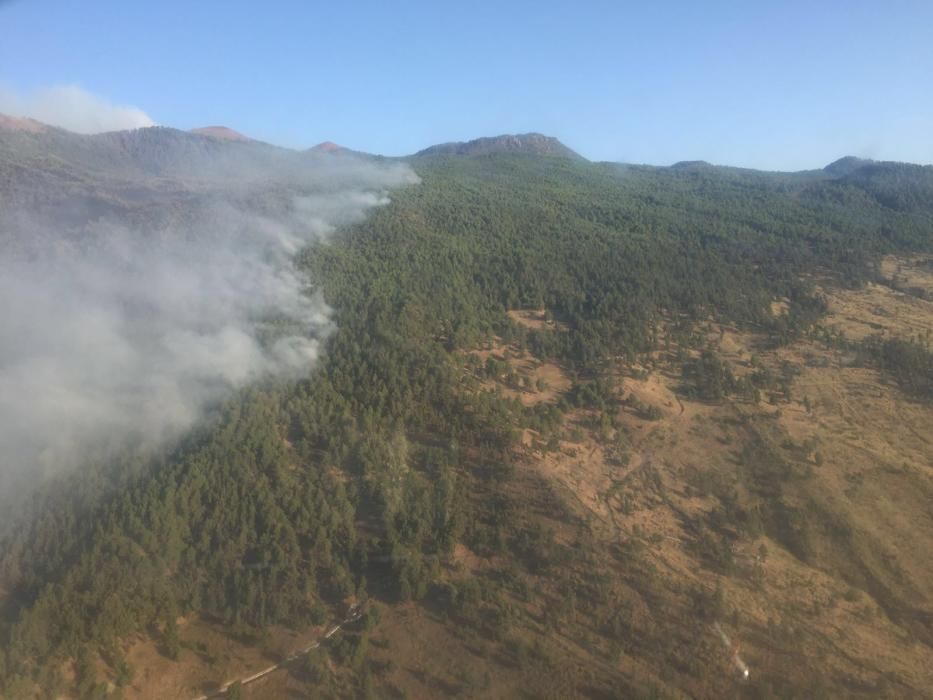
[1, 134, 932, 698]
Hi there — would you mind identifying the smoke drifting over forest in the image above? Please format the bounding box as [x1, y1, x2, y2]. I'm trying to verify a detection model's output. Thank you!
[0, 136, 418, 499]
[0, 85, 156, 134]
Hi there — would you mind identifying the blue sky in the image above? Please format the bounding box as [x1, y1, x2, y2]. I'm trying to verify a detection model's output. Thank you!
[1, 0, 931, 169]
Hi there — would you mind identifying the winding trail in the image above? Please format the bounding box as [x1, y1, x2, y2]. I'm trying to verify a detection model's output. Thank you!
[189, 606, 362, 700]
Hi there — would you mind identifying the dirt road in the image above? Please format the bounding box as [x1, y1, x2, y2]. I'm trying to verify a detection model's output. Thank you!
[190, 606, 362, 699]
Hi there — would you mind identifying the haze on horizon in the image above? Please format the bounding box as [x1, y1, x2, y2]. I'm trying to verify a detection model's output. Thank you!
[1, 0, 932, 170]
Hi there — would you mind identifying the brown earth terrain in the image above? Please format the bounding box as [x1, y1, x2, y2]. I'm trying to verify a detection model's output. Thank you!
[60, 257, 933, 699]
[116, 618, 325, 699]
[487, 259, 933, 697]
[0, 114, 46, 133]
[310, 141, 346, 153]
[189, 126, 250, 142]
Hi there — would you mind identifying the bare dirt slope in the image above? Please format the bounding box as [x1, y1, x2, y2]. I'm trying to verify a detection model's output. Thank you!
[494, 261, 933, 696]
[57, 260, 933, 700]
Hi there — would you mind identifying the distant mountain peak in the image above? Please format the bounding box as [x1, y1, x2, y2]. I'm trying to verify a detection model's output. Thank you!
[670, 160, 713, 169]
[0, 113, 47, 133]
[415, 133, 584, 160]
[824, 156, 874, 177]
[190, 126, 250, 142]
[310, 141, 346, 153]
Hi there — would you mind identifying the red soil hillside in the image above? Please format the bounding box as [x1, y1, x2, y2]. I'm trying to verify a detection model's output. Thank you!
[310, 141, 345, 153]
[189, 126, 250, 141]
[0, 113, 46, 133]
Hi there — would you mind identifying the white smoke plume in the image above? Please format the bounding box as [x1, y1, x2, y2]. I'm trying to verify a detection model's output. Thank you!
[0, 145, 418, 501]
[714, 622, 750, 681]
[0, 84, 155, 133]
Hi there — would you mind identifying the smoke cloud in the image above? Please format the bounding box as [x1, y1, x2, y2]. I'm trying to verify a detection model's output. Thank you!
[714, 622, 750, 681]
[0, 84, 155, 133]
[0, 144, 418, 501]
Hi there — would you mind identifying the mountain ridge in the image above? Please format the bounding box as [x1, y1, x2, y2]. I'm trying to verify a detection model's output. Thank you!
[7, 113, 933, 179]
[0, 113, 47, 133]
[414, 132, 585, 160]
[189, 125, 251, 141]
